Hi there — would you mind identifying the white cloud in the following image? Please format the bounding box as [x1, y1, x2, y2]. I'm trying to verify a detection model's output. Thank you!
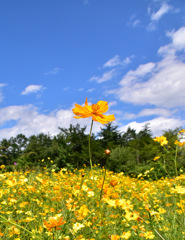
[138, 108, 174, 118]
[119, 117, 184, 137]
[21, 85, 44, 95]
[0, 104, 102, 140]
[0, 83, 6, 102]
[116, 58, 185, 108]
[0, 105, 36, 126]
[167, 27, 185, 51]
[108, 27, 185, 108]
[44, 67, 60, 75]
[151, 2, 171, 21]
[90, 69, 116, 83]
[124, 108, 175, 120]
[119, 62, 156, 86]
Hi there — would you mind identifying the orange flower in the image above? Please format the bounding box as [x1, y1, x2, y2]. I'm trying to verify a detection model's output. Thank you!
[109, 180, 118, 187]
[44, 216, 66, 231]
[72, 97, 115, 124]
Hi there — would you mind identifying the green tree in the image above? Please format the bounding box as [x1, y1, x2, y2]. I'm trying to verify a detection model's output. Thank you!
[98, 123, 121, 149]
[58, 124, 89, 168]
[108, 146, 136, 173]
[121, 127, 137, 146]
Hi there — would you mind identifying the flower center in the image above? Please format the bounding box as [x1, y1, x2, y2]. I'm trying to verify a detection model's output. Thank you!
[91, 104, 100, 114]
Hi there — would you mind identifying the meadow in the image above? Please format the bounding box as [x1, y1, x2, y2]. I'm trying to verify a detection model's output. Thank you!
[1, 100, 185, 239]
[0, 165, 185, 240]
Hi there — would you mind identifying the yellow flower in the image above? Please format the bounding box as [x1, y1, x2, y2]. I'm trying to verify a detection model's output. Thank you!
[153, 136, 168, 146]
[72, 222, 85, 233]
[0, 165, 5, 169]
[72, 97, 115, 124]
[111, 235, 120, 240]
[121, 231, 131, 239]
[143, 231, 155, 239]
[179, 129, 185, 133]
[153, 156, 160, 161]
[175, 140, 185, 147]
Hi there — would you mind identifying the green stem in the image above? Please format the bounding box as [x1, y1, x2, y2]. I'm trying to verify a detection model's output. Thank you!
[89, 119, 94, 178]
[100, 160, 108, 201]
[99, 155, 108, 235]
[0, 214, 39, 239]
[174, 145, 178, 177]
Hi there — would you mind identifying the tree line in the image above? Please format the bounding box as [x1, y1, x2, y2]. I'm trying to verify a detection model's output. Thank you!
[0, 123, 184, 178]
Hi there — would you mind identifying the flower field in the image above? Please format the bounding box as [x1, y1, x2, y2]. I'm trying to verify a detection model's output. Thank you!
[0, 166, 185, 240]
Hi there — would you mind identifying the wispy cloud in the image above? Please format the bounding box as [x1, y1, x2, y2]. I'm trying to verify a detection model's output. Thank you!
[127, 15, 141, 27]
[21, 85, 44, 95]
[108, 101, 117, 107]
[103, 55, 134, 68]
[87, 88, 95, 92]
[44, 67, 60, 75]
[151, 2, 171, 21]
[124, 108, 175, 120]
[0, 83, 6, 102]
[103, 55, 121, 68]
[90, 69, 116, 83]
[147, 2, 172, 31]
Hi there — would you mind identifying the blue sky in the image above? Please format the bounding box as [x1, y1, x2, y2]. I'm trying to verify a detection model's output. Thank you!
[0, 0, 185, 139]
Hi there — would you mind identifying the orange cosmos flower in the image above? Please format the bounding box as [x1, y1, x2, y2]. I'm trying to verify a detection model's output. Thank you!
[44, 216, 66, 231]
[72, 97, 115, 124]
[109, 180, 118, 187]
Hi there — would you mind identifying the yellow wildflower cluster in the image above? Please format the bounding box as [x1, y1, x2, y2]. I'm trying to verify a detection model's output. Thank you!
[153, 136, 168, 146]
[174, 140, 185, 147]
[0, 167, 184, 239]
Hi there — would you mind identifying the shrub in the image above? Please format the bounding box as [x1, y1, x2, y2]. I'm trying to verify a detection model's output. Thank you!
[108, 146, 136, 173]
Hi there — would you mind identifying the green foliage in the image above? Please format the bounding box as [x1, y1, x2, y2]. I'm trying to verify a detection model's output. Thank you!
[98, 122, 121, 149]
[108, 146, 136, 173]
[0, 122, 185, 180]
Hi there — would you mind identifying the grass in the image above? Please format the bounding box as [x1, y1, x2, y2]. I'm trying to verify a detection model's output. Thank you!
[0, 166, 185, 240]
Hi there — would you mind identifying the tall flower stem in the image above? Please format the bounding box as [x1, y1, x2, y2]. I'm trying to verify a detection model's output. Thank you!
[100, 158, 108, 201]
[89, 119, 94, 178]
[99, 152, 109, 236]
[174, 145, 178, 177]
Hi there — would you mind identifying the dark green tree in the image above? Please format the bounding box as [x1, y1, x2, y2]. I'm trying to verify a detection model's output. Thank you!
[128, 124, 154, 165]
[121, 127, 137, 146]
[98, 123, 121, 149]
[58, 124, 89, 168]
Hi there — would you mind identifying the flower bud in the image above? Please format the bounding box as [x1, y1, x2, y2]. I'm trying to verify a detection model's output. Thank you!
[104, 149, 111, 155]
